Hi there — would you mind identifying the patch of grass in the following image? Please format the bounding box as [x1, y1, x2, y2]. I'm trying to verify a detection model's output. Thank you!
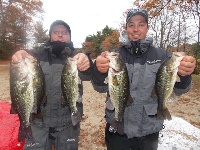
[192, 74, 200, 90]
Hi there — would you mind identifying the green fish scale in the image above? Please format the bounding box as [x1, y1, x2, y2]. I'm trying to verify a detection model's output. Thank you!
[61, 63, 78, 113]
[12, 74, 34, 127]
[109, 70, 129, 122]
[32, 63, 44, 112]
[156, 53, 183, 110]
[156, 68, 176, 109]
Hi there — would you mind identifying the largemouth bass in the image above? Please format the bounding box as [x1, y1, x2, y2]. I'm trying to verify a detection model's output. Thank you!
[10, 57, 44, 142]
[155, 52, 185, 120]
[61, 57, 81, 126]
[106, 52, 132, 135]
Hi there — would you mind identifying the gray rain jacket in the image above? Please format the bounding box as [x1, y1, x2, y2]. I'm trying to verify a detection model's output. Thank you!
[30, 44, 92, 130]
[91, 33, 192, 139]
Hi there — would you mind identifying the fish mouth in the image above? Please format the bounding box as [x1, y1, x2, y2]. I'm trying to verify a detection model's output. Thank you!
[106, 52, 120, 58]
[173, 52, 185, 57]
[68, 57, 76, 61]
[112, 68, 119, 73]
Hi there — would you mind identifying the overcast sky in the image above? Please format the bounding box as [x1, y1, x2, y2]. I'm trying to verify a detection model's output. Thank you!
[41, 0, 133, 48]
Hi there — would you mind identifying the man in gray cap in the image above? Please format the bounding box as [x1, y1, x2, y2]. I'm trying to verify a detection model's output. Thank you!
[91, 8, 196, 150]
[12, 20, 92, 150]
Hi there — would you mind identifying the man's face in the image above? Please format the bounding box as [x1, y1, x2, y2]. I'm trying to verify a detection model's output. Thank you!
[50, 25, 70, 42]
[126, 15, 149, 41]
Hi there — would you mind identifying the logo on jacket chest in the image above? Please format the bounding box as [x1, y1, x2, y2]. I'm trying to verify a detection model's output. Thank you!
[147, 59, 161, 64]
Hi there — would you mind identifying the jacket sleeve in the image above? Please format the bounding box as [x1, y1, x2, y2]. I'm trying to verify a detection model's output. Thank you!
[25, 48, 44, 60]
[91, 60, 108, 93]
[174, 74, 192, 96]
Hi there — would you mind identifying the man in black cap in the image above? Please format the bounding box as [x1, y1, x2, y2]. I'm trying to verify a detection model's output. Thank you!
[91, 8, 196, 150]
[12, 20, 92, 150]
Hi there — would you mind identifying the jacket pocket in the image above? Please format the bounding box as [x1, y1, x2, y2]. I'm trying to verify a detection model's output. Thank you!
[142, 104, 164, 135]
[143, 104, 158, 116]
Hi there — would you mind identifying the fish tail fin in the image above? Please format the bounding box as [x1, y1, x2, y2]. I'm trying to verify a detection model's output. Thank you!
[10, 103, 17, 114]
[32, 112, 43, 121]
[71, 111, 82, 126]
[18, 125, 33, 142]
[157, 108, 172, 120]
[116, 120, 124, 135]
[127, 94, 134, 106]
[110, 120, 124, 135]
[163, 108, 172, 120]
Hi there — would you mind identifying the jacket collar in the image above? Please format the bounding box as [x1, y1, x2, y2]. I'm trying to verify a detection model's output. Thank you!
[119, 30, 153, 55]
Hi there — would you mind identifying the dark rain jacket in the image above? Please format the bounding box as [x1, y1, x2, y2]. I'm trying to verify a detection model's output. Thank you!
[30, 44, 92, 130]
[91, 37, 192, 139]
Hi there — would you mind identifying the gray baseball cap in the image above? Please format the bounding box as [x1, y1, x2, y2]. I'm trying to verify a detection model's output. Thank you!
[126, 8, 148, 24]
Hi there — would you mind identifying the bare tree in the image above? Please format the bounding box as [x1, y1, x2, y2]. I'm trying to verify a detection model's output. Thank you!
[130, 0, 198, 51]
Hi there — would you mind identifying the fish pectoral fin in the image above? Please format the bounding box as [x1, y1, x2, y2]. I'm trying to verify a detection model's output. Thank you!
[176, 75, 180, 82]
[78, 76, 81, 84]
[151, 87, 157, 97]
[71, 111, 82, 126]
[126, 94, 134, 106]
[106, 97, 115, 110]
[104, 77, 108, 84]
[168, 92, 177, 103]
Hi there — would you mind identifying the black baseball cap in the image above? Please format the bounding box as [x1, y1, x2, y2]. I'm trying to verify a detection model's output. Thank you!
[126, 8, 148, 24]
[49, 20, 71, 37]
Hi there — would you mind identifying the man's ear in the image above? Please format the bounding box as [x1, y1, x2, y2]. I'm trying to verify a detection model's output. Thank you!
[147, 24, 150, 31]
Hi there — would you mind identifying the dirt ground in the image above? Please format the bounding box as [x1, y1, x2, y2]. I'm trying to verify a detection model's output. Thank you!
[0, 60, 199, 150]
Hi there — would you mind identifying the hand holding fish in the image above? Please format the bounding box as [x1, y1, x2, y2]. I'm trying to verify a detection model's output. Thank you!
[178, 54, 196, 76]
[73, 53, 90, 71]
[96, 51, 110, 73]
[11, 50, 34, 63]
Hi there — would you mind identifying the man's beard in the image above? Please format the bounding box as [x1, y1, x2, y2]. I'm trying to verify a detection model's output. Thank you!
[50, 41, 74, 57]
